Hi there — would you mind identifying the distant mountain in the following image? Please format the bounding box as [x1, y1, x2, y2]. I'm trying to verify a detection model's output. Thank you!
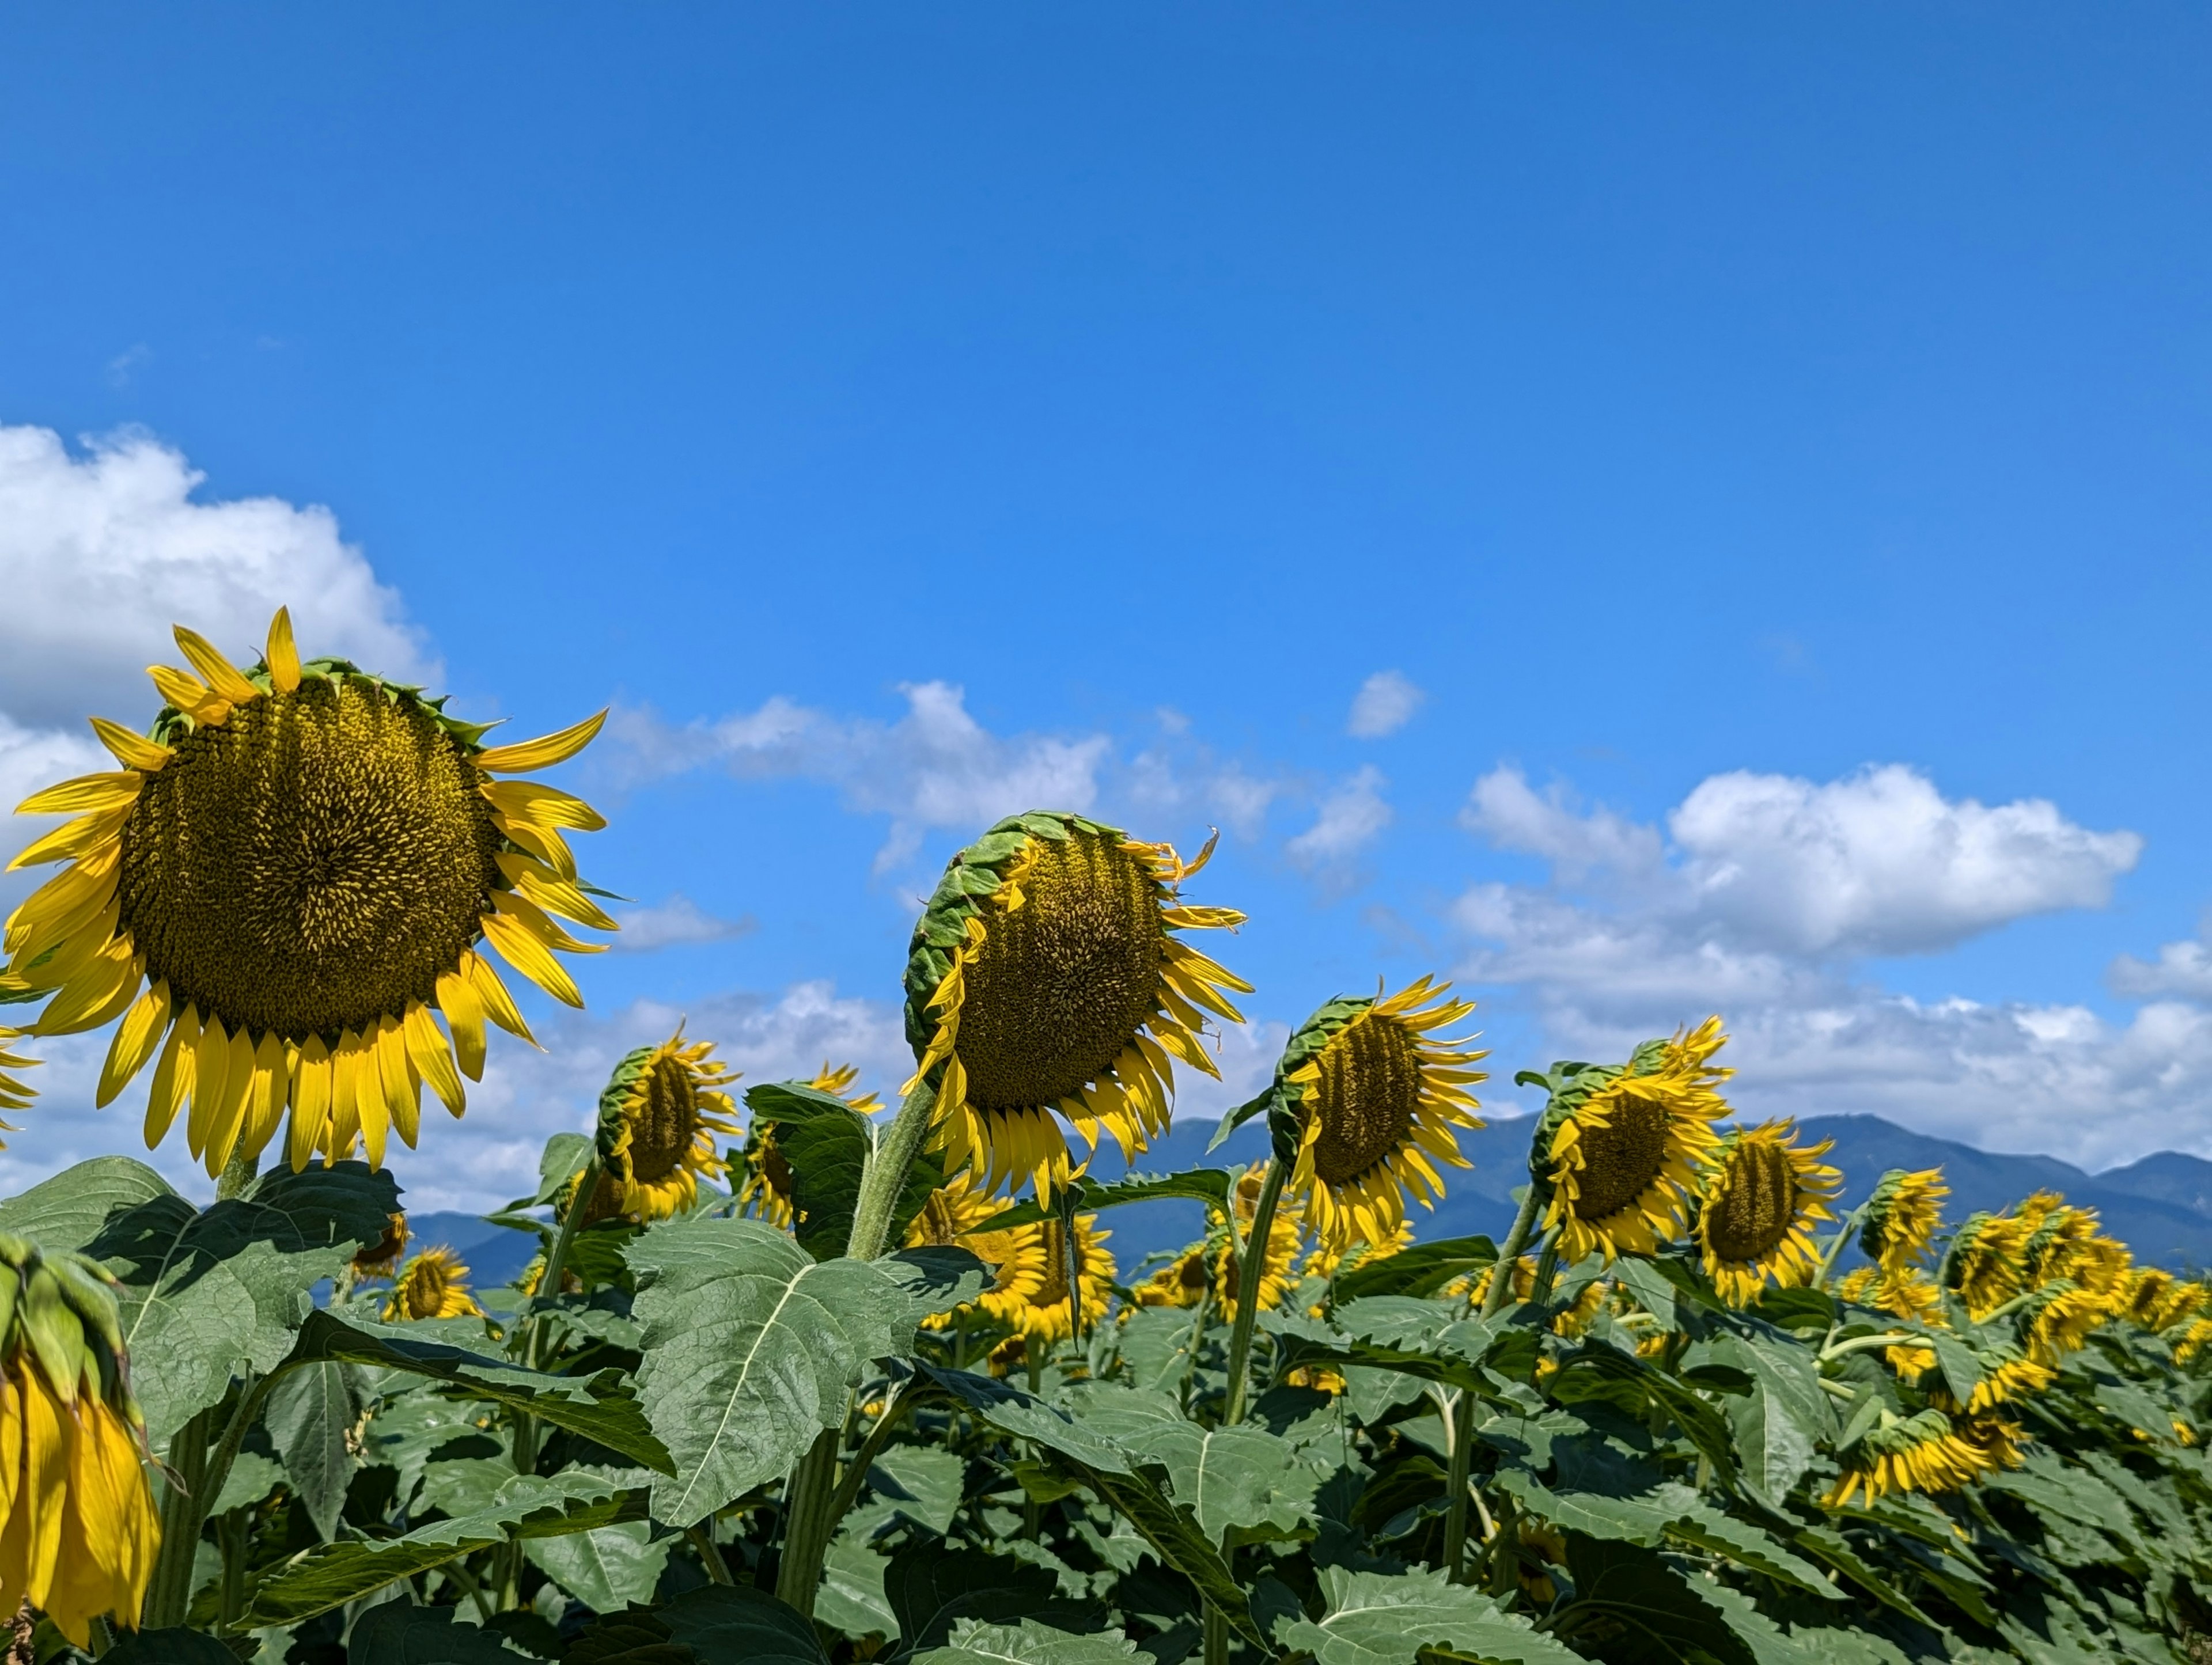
[402, 1210, 541, 1289]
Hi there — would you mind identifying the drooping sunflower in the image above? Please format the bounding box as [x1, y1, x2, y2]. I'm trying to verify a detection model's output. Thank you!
[1945, 1211, 2031, 1319]
[1824, 1409, 2008, 1507]
[2, 610, 613, 1177]
[0, 1237, 161, 1645]
[351, 1211, 410, 1281]
[2021, 1282, 2113, 1368]
[1694, 1121, 1840, 1306]
[0, 1027, 32, 1129]
[1926, 1345, 2054, 1417]
[1536, 1018, 1733, 1264]
[975, 1214, 1115, 1345]
[1133, 1245, 1214, 1310]
[384, 1246, 485, 1321]
[593, 1029, 741, 1222]
[1859, 1167, 1948, 1275]
[1278, 978, 1487, 1253]
[2177, 1317, 2212, 1365]
[739, 1063, 880, 1229]
[904, 813, 1250, 1199]
[2123, 1269, 2207, 1334]
[1214, 1162, 1304, 1323]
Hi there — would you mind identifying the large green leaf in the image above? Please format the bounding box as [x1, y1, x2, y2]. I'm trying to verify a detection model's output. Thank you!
[1690, 1331, 1826, 1503]
[624, 1216, 914, 1522]
[346, 1600, 532, 1661]
[525, 1519, 670, 1616]
[1497, 1470, 1837, 1599]
[289, 1311, 672, 1474]
[884, 1545, 1079, 1661]
[913, 1620, 1141, 1665]
[972, 1169, 1232, 1231]
[0, 1156, 396, 1447]
[264, 1358, 359, 1541]
[1555, 1536, 1756, 1665]
[1276, 1567, 1585, 1665]
[1329, 1235, 1498, 1303]
[102, 1628, 245, 1664]
[1545, 1342, 1736, 1484]
[566, 1584, 832, 1665]
[246, 1471, 645, 1624]
[880, 1246, 990, 1330]
[1060, 1386, 1319, 1544]
[817, 1531, 898, 1640]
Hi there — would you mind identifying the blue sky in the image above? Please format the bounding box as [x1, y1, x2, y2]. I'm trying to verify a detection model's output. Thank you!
[3, 7, 2210, 1207]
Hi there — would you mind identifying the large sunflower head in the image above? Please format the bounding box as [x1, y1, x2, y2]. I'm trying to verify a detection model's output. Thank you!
[1693, 1120, 1839, 1306]
[1859, 1167, 1948, 1275]
[0, 1235, 160, 1644]
[1824, 1408, 2006, 1508]
[1945, 1211, 2030, 1318]
[384, 1246, 485, 1322]
[737, 1062, 879, 1230]
[2020, 1200, 2132, 1298]
[594, 1028, 741, 1222]
[1213, 1162, 1304, 1322]
[904, 813, 1250, 1200]
[1535, 1019, 1733, 1264]
[1278, 978, 1487, 1253]
[351, 1211, 410, 1281]
[3, 610, 613, 1178]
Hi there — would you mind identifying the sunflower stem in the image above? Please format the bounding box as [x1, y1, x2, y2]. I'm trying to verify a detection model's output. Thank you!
[214, 1141, 258, 1202]
[775, 1425, 844, 1615]
[142, 1404, 217, 1630]
[1818, 1330, 1924, 1363]
[1441, 1388, 1479, 1583]
[845, 1078, 938, 1262]
[1220, 1156, 1287, 1429]
[1481, 1185, 1545, 1321]
[510, 1157, 602, 1496]
[1525, 1231, 1562, 1311]
[1056, 1185, 1085, 1346]
[1813, 1201, 1871, 1292]
[688, 1523, 734, 1586]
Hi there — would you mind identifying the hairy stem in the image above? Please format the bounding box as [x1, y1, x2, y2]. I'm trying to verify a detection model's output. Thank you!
[1219, 1157, 1287, 1429]
[845, 1078, 938, 1262]
[1441, 1389, 1479, 1583]
[774, 1425, 844, 1615]
[1480, 1186, 1545, 1321]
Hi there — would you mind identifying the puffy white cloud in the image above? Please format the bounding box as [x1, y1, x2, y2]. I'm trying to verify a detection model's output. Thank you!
[1287, 765, 1392, 875]
[609, 894, 758, 953]
[2109, 934, 2212, 1003]
[1347, 670, 1424, 739]
[1450, 762, 2188, 1167]
[0, 423, 431, 727]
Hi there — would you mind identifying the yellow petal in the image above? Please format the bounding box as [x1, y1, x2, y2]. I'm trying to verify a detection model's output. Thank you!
[465, 952, 536, 1043]
[30, 939, 138, 1036]
[13, 773, 141, 818]
[203, 1022, 259, 1176]
[266, 607, 302, 694]
[146, 665, 229, 727]
[6, 805, 128, 872]
[475, 710, 607, 773]
[482, 779, 608, 833]
[491, 889, 604, 955]
[88, 716, 170, 772]
[497, 817, 578, 883]
[480, 908, 584, 1007]
[96, 981, 171, 1109]
[188, 1015, 234, 1159]
[289, 1038, 332, 1172]
[436, 968, 488, 1080]
[328, 1037, 363, 1164]
[240, 1029, 289, 1163]
[354, 1034, 390, 1169]
[144, 1008, 196, 1147]
[171, 624, 261, 705]
[495, 853, 619, 932]
[377, 1015, 420, 1149]
[404, 1002, 465, 1117]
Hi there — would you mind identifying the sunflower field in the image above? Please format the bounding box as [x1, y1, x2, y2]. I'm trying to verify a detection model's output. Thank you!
[0, 615, 2210, 1664]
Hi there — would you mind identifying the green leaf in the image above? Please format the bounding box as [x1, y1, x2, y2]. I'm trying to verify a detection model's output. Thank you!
[974, 1169, 1232, 1231]
[624, 1216, 914, 1522]
[347, 1599, 532, 1661]
[914, 1363, 1137, 1476]
[1556, 1535, 1757, 1665]
[1546, 1342, 1737, 1484]
[1692, 1330, 1828, 1501]
[817, 1533, 898, 1641]
[1791, 1524, 1940, 1630]
[289, 1310, 672, 1474]
[660, 1584, 836, 1665]
[247, 1472, 644, 1624]
[742, 1080, 876, 1260]
[867, 1444, 967, 1537]
[1277, 1566, 1585, 1665]
[213, 1448, 285, 1515]
[264, 1358, 359, 1541]
[102, 1628, 247, 1664]
[1328, 1234, 1497, 1303]
[0, 1157, 397, 1448]
[880, 1246, 989, 1330]
[884, 1545, 1073, 1660]
[1206, 1087, 1277, 1152]
[914, 1620, 1141, 1665]
[533, 1132, 593, 1205]
[525, 1519, 670, 1617]
[1060, 1386, 1318, 1544]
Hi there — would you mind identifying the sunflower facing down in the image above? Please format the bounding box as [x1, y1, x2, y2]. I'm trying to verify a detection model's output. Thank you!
[903, 813, 1251, 1200]
[740, 1063, 880, 1230]
[1281, 978, 1488, 1254]
[0, 1237, 161, 1646]
[0, 1027, 32, 1128]
[1926, 1345, 2054, 1417]
[1694, 1121, 1840, 1306]
[351, 1211, 410, 1281]
[1537, 1018, 1733, 1265]
[1859, 1167, 1949, 1275]
[594, 1029, 741, 1222]
[3, 610, 615, 1178]
[1134, 1245, 1213, 1310]
[384, 1246, 486, 1321]
[1824, 1409, 2012, 1507]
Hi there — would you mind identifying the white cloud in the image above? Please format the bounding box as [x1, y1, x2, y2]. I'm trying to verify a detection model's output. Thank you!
[0, 423, 431, 728]
[1449, 762, 2184, 1167]
[2110, 933, 2212, 1003]
[610, 894, 758, 953]
[1347, 670, 1424, 739]
[1287, 765, 1392, 874]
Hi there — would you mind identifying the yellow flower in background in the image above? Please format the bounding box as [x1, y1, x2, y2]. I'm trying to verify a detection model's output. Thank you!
[978, 1213, 1115, 1345]
[2122, 1268, 2203, 1333]
[0, 1239, 160, 1645]
[384, 1246, 485, 1321]
[1694, 1121, 1840, 1306]
[2, 610, 613, 1178]
[2022, 1283, 2112, 1367]
[351, 1211, 409, 1281]
[1946, 1211, 2032, 1319]
[1824, 1409, 2008, 1507]
[594, 1029, 741, 1222]
[904, 813, 1249, 1200]
[1539, 1018, 1732, 1264]
[1134, 1246, 1213, 1310]
[1302, 1220, 1414, 1288]
[2175, 1317, 2212, 1364]
[1214, 1162, 1303, 1323]
[1281, 978, 1488, 1253]
[902, 1169, 1003, 1252]
[1859, 1167, 1948, 1275]
[0, 1029, 31, 1134]
[740, 1063, 881, 1230]
[1927, 1347, 2054, 1416]
[1467, 1255, 1537, 1310]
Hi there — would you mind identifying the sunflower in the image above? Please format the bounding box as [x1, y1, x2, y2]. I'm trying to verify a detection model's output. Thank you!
[384, 1246, 485, 1321]
[0, 1238, 160, 1645]
[1946, 1212, 2031, 1319]
[2177, 1318, 2212, 1364]
[1824, 1409, 2005, 1507]
[1214, 1162, 1303, 1323]
[972, 1214, 1114, 1345]
[2022, 1283, 2112, 1367]
[2, 610, 613, 1178]
[904, 813, 1249, 1200]
[1278, 978, 1487, 1253]
[1693, 1121, 1839, 1306]
[351, 1211, 409, 1281]
[903, 1172, 1014, 1330]
[1133, 1245, 1213, 1310]
[593, 1029, 741, 1222]
[2124, 1269, 2207, 1333]
[738, 1063, 880, 1229]
[1301, 1219, 1414, 1288]
[0, 1029, 31, 1131]
[1927, 1346, 2053, 1417]
[1537, 1018, 1733, 1264]
[1859, 1167, 1948, 1275]
[2019, 1199, 2132, 1298]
